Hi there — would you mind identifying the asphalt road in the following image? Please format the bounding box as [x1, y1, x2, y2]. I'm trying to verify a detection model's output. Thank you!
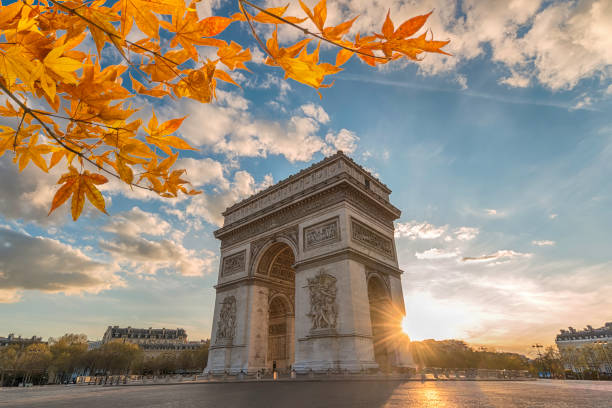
[1, 380, 611, 408]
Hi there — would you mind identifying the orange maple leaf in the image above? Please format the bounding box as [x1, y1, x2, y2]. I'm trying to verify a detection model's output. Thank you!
[49, 167, 109, 220]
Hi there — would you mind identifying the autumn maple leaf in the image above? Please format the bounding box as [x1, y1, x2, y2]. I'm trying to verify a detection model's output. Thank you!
[144, 111, 195, 156]
[49, 166, 109, 221]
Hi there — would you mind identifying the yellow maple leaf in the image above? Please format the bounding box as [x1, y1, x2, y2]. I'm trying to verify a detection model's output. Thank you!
[49, 167, 109, 220]
[144, 111, 195, 155]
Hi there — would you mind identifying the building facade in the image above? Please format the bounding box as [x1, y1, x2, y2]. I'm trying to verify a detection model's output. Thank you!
[556, 322, 612, 375]
[206, 151, 414, 375]
[0, 334, 44, 349]
[102, 326, 206, 358]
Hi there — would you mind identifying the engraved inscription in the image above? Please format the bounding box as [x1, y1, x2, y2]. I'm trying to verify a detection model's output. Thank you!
[222, 250, 246, 276]
[304, 217, 339, 250]
[351, 218, 395, 259]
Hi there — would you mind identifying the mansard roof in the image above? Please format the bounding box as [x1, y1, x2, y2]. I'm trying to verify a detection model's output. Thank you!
[556, 322, 612, 341]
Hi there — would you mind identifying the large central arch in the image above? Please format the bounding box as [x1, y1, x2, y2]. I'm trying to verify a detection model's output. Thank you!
[256, 242, 296, 372]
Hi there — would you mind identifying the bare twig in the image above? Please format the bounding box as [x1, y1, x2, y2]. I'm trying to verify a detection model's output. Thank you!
[13, 110, 26, 150]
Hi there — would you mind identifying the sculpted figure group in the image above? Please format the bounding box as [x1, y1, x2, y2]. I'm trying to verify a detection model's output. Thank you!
[306, 270, 338, 330]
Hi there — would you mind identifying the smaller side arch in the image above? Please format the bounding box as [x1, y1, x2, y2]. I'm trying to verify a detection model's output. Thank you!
[366, 271, 391, 300]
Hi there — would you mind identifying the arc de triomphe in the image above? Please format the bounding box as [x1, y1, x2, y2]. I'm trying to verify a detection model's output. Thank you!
[206, 151, 414, 374]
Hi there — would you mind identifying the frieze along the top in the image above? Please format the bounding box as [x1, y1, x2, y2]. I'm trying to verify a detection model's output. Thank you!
[221, 151, 392, 227]
[216, 182, 400, 249]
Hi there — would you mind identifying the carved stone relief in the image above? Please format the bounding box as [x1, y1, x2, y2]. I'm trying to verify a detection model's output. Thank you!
[216, 296, 236, 343]
[351, 218, 395, 260]
[303, 217, 340, 251]
[305, 270, 338, 331]
[221, 250, 246, 276]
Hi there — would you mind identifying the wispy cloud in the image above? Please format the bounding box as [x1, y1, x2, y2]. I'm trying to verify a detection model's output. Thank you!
[395, 221, 447, 240]
[339, 75, 600, 111]
[532, 240, 556, 247]
[416, 248, 461, 260]
[462, 250, 532, 264]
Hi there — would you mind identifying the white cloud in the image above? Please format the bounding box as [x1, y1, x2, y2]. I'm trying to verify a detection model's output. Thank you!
[478, 208, 508, 217]
[195, 0, 221, 18]
[395, 221, 447, 239]
[415, 248, 461, 260]
[300, 103, 330, 124]
[323, 129, 359, 155]
[186, 170, 273, 227]
[454, 226, 479, 241]
[455, 74, 468, 90]
[462, 249, 532, 264]
[0, 156, 68, 225]
[158, 91, 336, 163]
[310, 0, 612, 91]
[533, 240, 556, 247]
[572, 95, 593, 110]
[99, 207, 215, 277]
[0, 227, 122, 303]
[175, 157, 228, 189]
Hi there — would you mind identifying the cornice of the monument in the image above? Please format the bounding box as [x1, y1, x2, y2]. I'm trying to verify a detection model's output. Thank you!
[223, 151, 390, 214]
[219, 151, 396, 229]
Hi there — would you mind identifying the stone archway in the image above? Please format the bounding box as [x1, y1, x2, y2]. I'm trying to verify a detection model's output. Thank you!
[206, 151, 416, 375]
[267, 296, 293, 371]
[256, 242, 296, 372]
[368, 275, 393, 372]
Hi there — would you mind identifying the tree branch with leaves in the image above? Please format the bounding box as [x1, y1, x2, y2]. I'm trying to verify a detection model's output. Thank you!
[0, 0, 449, 220]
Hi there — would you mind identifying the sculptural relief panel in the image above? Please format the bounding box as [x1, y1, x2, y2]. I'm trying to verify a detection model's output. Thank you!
[306, 270, 338, 331]
[221, 250, 246, 277]
[303, 217, 340, 251]
[351, 218, 395, 260]
[216, 296, 237, 344]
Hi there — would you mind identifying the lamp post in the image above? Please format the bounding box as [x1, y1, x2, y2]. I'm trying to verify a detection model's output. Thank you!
[594, 341, 611, 375]
[532, 344, 545, 378]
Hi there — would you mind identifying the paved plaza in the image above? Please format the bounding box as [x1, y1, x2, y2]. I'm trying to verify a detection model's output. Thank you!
[1, 380, 611, 408]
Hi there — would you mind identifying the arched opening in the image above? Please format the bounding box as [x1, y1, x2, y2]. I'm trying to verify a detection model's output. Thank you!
[257, 242, 295, 373]
[368, 276, 393, 372]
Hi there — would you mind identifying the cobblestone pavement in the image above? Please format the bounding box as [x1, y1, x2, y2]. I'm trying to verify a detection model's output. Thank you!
[1, 380, 611, 408]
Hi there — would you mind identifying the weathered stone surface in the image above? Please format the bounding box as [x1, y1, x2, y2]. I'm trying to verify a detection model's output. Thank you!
[222, 251, 245, 276]
[205, 151, 414, 375]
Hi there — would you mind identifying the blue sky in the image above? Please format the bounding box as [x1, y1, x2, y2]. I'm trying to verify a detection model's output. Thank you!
[1, 0, 611, 354]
